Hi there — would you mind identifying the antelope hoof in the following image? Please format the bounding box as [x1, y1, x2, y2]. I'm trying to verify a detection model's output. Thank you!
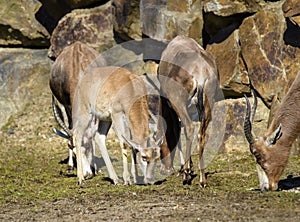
[84, 172, 95, 180]
[180, 167, 193, 185]
[199, 177, 207, 188]
[113, 178, 121, 185]
[200, 182, 207, 188]
[182, 172, 192, 185]
[160, 165, 175, 176]
[66, 165, 74, 173]
[144, 177, 156, 185]
[78, 179, 85, 186]
[123, 179, 132, 186]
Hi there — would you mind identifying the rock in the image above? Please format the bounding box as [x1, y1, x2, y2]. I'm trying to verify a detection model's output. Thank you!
[282, 0, 300, 23]
[113, 0, 142, 40]
[207, 29, 249, 97]
[141, 1, 203, 44]
[203, 12, 248, 45]
[36, 0, 72, 34]
[167, 0, 201, 13]
[48, 2, 115, 59]
[239, 2, 300, 106]
[0, 48, 52, 129]
[37, 1, 111, 34]
[0, 0, 50, 47]
[203, 0, 265, 16]
[64, 0, 105, 8]
[210, 97, 269, 153]
[202, 0, 260, 45]
[98, 38, 161, 76]
[99, 41, 143, 70]
[282, 0, 300, 47]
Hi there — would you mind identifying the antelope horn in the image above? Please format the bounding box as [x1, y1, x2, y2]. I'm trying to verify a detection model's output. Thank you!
[52, 95, 72, 138]
[244, 92, 256, 144]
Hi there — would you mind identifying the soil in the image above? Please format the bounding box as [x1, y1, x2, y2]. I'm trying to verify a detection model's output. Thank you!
[1, 87, 300, 221]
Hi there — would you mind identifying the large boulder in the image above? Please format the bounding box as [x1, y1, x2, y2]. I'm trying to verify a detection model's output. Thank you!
[282, 0, 300, 26]
[202, 0, 263, 46]
[141, 0, 203, 44]
[207, 29, 250, 97]
[212, 97, 269, 153]
[113, 0, 142, 40]
[167, 0, 201, 12]
[37, 1, 110, 34]
[64, 0, 105, 8]
[98, 38, 162, 75]
[48, 1, 115, 59]
[0, 0, 50, 47]
[0, 48, 52, 129]
[206, 1, 300, 102]
[282, 0, 300, 48]
[203, 0, 265, 16]
[239, 2, 300, 106]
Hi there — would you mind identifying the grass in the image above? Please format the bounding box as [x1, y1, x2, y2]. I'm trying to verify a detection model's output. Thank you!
[1, 89, 300, 220]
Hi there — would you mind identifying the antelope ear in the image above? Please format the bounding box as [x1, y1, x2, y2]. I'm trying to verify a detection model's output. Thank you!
[265, 124, 282, 147]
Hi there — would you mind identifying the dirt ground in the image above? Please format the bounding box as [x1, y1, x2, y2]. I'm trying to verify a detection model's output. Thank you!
[1, 87, 300, 221]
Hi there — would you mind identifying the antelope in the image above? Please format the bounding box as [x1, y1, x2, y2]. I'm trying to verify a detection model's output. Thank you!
[49, 41, 107, 176]
[144, 74, 183, 175]
[158, 35, 220, 186]
[72, 66, 162, 185]
[244, 72, 300, 191]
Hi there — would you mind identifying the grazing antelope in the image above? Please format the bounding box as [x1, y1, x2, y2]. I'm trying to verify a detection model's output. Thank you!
[144, 74, 183, 175]
[158, 35, 220, 186]
[50, 41, 106, 176]
[72, 66, 162, 185]
[244, 72, 300, 191]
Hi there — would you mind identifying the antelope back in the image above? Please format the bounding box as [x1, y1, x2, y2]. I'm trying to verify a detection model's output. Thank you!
[73, 66, 149, 139]
[159, 35, 219, 114]
[49, 41, 104, 114]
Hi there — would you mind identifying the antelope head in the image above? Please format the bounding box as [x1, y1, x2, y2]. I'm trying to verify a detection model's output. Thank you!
[123, 135, 163, 185]
[244, 91, 284, 191]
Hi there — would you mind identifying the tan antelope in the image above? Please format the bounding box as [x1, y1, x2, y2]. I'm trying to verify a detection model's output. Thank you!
[158, 35, 220, 186]
[72, 66, 162, 185]
[50, 41, 106, 176]
[144, 74, 183, 175]
[244, 72, 300, 191]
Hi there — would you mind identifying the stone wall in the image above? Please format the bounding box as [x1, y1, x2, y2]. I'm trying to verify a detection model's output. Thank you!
[0, 0, 299, 153]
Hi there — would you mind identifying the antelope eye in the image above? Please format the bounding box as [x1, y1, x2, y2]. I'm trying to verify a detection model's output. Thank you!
[141, 156, 147, 162]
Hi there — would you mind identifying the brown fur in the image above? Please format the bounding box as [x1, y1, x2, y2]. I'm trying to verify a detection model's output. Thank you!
[158, 35, 219, 186]
[73, 66, 160, 185]
[49, 41, 105, 126]
[247, 73, 300, 190]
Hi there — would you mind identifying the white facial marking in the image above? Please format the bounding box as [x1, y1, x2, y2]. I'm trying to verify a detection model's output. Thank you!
[256, 164, 269, 191]
[139, 154, 147, 177]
